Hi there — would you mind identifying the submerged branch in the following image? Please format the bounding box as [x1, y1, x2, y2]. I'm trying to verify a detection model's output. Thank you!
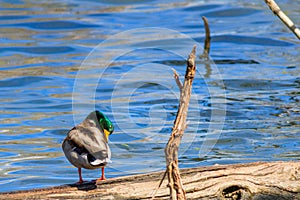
[200, 16, 211, 59]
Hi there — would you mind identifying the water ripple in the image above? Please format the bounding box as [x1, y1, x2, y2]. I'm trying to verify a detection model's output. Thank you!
[0, 76, 51, 88]
[6, 20, 100, 30]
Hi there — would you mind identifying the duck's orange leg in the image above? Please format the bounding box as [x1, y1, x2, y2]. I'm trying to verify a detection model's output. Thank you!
[76, 168, 86, 184]
[96, 167, 106, 182]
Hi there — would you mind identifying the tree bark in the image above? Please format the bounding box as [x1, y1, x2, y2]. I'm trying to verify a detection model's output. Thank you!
[2, 161, 300, 200]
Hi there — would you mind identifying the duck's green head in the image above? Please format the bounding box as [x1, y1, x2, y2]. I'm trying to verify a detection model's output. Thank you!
[95, 110, 114, 140]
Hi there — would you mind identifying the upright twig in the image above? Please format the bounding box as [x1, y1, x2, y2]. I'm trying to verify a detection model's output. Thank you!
[200, 16, 211, 59]
[164, 46, 196, 200]
[199, 16, 212, 78]
[265, 0, 300, 40]
[172, 68, 183, 91]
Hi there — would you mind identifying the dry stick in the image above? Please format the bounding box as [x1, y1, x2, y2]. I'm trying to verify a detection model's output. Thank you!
[151, 68, 183, 200]
[150, 170, 167, 199]
[265, 0, 300, 40]
[172, 68, 183, 91]
[164, 46, 196, 200]
[200, 16, 211, 59]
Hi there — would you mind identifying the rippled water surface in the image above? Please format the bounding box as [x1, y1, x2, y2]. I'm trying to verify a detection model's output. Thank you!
[0, 0, 299, 192]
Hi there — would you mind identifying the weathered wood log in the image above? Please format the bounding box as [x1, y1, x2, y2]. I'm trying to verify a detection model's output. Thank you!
[1, 161, 300, 200]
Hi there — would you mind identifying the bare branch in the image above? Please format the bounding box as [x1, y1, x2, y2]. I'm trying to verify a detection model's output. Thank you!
[265, 0, 300, 39]
[164, 46, 196, 200]
[172, 68, 183, 91]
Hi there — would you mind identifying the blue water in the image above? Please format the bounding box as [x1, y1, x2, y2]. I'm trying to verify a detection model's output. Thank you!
[0, 0, 299, 192]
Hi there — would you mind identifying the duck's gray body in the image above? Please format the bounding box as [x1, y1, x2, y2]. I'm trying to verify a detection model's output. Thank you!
[62, 111, 111, 170]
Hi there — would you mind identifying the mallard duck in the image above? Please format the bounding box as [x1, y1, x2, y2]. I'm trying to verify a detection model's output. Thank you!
[62, 110, 114, 184]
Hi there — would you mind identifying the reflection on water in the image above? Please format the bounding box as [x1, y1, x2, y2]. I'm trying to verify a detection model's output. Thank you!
[0, 0, 299, 192]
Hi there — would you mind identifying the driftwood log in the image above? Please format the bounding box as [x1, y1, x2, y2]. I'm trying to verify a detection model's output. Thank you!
[1, 161, 300, 200]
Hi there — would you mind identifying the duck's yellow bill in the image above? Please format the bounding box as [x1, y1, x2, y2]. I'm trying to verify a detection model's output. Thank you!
[104, 129, 110, 140]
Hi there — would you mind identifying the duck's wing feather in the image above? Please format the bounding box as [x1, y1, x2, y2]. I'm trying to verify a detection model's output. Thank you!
[67, 124, 109, 162]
